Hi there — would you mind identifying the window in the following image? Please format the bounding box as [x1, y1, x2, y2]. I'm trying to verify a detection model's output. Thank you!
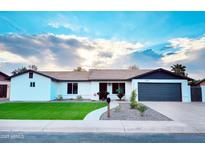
[67, 83, 72, 94]
[30, 82, 35, 87]
[67, 83, 78, 94]
[73, 83, 78, 94]
[29, 72, 33, 78]
[119, 83, 125, 93]
[112, 83, 125, 94]
[112, 83, 118, 94]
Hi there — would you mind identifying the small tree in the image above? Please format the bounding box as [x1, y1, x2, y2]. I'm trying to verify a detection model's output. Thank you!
[28, 65, 38, 71]
[73, 66, 86, 72]
[11, 65, 38, 75]
[130, 90, 138, 109]
[128, 64, 139, 70]
[11, 66, 27, 75]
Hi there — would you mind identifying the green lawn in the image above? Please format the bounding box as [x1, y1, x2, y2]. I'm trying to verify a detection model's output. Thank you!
[0, 102, 106, 120]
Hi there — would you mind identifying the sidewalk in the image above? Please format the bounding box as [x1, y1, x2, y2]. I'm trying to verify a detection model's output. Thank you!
[0, 120, 200, 133]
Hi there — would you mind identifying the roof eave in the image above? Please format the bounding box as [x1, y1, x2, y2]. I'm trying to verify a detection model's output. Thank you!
[128, 68, 193, 81]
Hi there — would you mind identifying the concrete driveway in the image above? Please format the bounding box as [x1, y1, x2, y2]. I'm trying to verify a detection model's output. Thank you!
[142, 102, 205, 132]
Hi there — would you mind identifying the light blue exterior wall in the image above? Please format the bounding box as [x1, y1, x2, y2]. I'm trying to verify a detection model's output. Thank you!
[10, 72, 51, 101]
[201, 86, 205, 102]
[50, 81, 58, 100]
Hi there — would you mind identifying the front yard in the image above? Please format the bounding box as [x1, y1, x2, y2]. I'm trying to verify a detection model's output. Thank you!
[0, 102, 106, 120]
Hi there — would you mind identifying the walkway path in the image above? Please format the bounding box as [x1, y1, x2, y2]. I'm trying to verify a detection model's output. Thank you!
[84, 102, 119, 120]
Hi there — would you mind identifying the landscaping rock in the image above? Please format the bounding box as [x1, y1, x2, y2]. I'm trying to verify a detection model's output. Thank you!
[100, 103, 172, 121]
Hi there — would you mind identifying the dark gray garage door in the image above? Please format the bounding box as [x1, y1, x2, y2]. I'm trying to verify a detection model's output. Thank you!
[138, 83, 182, 101]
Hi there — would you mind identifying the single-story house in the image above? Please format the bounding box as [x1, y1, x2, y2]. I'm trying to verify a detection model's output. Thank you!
[191, 79, 205, 102]
[9, 68, 193, 102]
[0, 71, 10, 100]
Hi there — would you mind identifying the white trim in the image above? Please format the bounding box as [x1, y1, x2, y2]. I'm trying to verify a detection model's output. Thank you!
[201, 86, 205, 102]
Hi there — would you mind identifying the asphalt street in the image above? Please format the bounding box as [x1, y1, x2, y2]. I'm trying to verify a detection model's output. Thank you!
[1, 132, 205, 143]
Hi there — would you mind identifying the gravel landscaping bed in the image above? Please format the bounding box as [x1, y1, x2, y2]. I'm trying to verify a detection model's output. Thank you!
[100, 103, 172, 121]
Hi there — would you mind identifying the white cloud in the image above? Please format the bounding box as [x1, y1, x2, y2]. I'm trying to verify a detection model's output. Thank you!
[0, 50, 28, 63]
[74, 38, 143, 68]
[161, 35, 205, 79]
[162, 36, 205, 63]
[0, 34, 143, 72]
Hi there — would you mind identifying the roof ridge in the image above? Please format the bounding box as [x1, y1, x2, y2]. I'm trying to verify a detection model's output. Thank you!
[40, 70, 88, 73]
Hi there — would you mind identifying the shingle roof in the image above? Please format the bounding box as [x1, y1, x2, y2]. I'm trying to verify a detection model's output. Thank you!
[191, 78, 205, 86]
[40, 71, 89, 81]
[0, 71, 9, 78]
[88, 69, 152, 80]
[10, 68, 192, 81]
[40, 69, 152, 81]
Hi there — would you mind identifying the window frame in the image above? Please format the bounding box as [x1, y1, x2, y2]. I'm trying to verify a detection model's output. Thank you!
[73, 83, 78, 94]
[29, 72, 33, 79]
[67, 83, 78, 94]
[30, 82, 35, 87]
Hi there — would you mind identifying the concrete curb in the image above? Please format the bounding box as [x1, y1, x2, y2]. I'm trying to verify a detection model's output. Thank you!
[0, 120, 200, 133]
[84, 102, 119, 120]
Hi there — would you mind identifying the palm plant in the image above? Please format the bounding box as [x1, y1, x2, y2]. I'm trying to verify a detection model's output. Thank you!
[116, 88, 125, 100]
[171, 64, 187, 76]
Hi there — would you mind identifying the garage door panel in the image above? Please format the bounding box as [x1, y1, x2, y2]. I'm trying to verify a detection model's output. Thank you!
[138, 83, 182, 101]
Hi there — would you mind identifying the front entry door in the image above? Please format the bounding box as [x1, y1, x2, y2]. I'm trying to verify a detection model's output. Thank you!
[0, 85, 7, 98]
[99, 83, 107, 100]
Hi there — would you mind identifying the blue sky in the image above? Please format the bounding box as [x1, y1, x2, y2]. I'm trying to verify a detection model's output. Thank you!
[0, 12, 205, 79]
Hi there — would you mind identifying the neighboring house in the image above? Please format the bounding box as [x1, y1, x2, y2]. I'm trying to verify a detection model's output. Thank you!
[9, 68, 192, 102]
[0, 71, 10, 100]
[191, 79, 205, 102]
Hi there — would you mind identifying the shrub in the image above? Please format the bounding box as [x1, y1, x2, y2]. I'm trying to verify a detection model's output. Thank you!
[130, 90, 137, 102]
[137, 104, 148, 116]
[130, 90, 138, 109]
[76, 95, 83, 100]
[116, 88, 125, 100]
[130, 101, 138, 109]
[97, 91, 109, 100]
[56, 95, 63, 101]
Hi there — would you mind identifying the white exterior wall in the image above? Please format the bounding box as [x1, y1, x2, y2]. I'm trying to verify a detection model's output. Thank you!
[90, 81, 131, 100]
[201, 86, 205, 102]
[10, 73, 51, 101]
[125, 81, 132, 100]
[90, 81, 99, 100]
[132, 79, 191, 102]
[10, 72, 192, 102]
[55, 82, 91, 100]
